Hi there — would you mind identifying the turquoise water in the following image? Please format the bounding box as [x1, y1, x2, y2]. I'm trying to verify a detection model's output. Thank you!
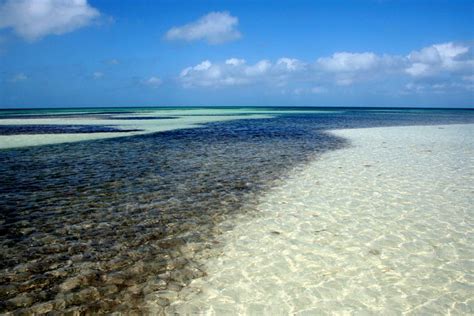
[0, 108, 473, 314]
[1, 107, 471, 149]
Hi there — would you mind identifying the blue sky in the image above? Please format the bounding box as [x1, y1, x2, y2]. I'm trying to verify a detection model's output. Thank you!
[0, 0, 473, 108]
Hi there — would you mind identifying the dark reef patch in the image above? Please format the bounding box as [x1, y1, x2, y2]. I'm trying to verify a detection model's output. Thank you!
[0, 125, 141, 135]
[0, 110, 473, 314]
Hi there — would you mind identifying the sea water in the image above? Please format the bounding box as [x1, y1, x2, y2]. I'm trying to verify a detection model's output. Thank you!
[0, 108, 472, 314]
[170, 124, 474, 315]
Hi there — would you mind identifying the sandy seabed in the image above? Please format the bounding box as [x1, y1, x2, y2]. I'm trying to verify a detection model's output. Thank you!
[168, 124, 474, 315]
[0, 109, 272, 149]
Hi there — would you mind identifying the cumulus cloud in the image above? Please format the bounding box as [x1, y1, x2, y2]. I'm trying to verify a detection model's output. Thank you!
[244, 60, 272, 76]
[178, 41, 473, 94]
[179, 58, 308, 87]
[179, 53, 391, 88]
[405, 42, 472, 77]
[316, 52, 402, 85]
[317, 52, 380, 72]
[225, 58, 246, 66]
[276, 58, 304, 71]
[405, 63, 430, 77]
[165, 11, 241, 44]
[142, 76, 162, 88]
[180, 60, 228, 87]
[0, 0, 100, 41]
[402, 42, 474, 95]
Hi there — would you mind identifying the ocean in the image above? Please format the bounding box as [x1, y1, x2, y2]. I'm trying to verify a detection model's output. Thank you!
[0, 107, 473, 314]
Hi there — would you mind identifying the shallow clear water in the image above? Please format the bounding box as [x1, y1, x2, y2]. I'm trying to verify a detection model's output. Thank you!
[171, 124, 474, 315]
[0, 107, 473, 314]
[0, 108, 274, 149]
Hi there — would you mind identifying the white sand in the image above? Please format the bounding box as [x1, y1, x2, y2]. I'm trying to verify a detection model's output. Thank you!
[168, 124, 474, 315]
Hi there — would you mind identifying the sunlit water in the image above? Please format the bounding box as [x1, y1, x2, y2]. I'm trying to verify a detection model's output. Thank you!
[0, 108, 473, 314]
[170, 124, 474, 315]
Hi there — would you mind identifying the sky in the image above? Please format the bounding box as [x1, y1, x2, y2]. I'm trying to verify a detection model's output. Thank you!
[0, 0, 473, 108]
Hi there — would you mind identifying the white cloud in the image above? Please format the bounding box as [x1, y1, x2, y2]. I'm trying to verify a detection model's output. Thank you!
[180, 58, 302, 87]
[244, 60, 272, 76]
[180, 60, 228, 87]
[179, 57, 312, 88]
[0, 0, 100, 41]
[165, 11, 241, 44]
[405, 42, 472, 77]
[93, 71, 103, 79]
[316, 51, 402, 85]
[178, 41, 474, 93]
[142, 76, 162, 88]
[405, 62, 431, 77]
[277, 58, 304, 71]
[194, 60, 212, 71]
[403, 42, 474, 94]
[180, 60, 213, 78]
[9, 73, 28, 82]
[317, 52, 380, 72]
[179, 55, 383, 88]
[407, 46, 442, 65]
[225, 58, 246, 66]
[433, 43, 469, 60]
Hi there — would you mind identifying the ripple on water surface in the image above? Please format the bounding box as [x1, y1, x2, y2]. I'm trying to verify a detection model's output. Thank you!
[0, 110, 473, 314]
[0, 116, 348, 314]
[171, 124, 474, 315]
